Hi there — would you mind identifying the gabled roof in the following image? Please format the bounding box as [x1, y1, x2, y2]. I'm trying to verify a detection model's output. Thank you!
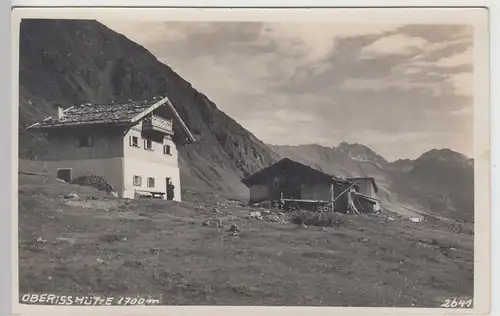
[346, 177, 378, 193]
[26, 96, 196, 143]
[242, 158, 352, 187]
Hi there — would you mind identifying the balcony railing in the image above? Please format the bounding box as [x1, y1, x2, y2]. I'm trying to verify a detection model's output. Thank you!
[142, 115, 173, 135]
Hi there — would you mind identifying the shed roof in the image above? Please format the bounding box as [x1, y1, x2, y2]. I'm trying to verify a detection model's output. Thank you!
[241, 158, 352, 187]
[346, 177, 378, 193]
[26, 96, 196, 143]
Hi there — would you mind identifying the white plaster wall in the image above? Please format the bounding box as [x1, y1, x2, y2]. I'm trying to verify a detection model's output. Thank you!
[122, 158, 182, 202]
[45, 158, 124, 194]
[123, 125, 179, 168]
[121, 124, 182, 201]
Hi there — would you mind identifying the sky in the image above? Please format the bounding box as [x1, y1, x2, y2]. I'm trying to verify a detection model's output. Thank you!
[101, 21, 474, 161]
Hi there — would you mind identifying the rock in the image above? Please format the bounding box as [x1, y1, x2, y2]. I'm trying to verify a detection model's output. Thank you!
[150, 248, 162, 255]
[249, 211, 263, 220]
[96, 258, 105, 264]
[64, 193, 79, 199]
[201, 220, 212, 227]
[387, 217, 395, 221]
[358, 237, 370, 243]
[250, 211, 261, 217]
[265, 215, 281, 223]
[227, 224, 240, 232]
[56, 237, 75, 245]
[36, 237, 47, 243]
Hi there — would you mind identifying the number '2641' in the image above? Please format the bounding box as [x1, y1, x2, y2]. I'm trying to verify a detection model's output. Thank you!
[441, 298, 473, 308]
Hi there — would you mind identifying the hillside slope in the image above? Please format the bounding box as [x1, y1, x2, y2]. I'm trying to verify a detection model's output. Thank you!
[270, 143, 474, 222]
[390, 149, 474, 222]
[18, 172, 474, 307]
[18, 19, 280, 198]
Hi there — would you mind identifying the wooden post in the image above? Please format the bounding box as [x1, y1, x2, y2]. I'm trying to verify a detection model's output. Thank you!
[333, 181, 359, 203]
[330, 183, 335, 212]
[279, 192, 284, 210]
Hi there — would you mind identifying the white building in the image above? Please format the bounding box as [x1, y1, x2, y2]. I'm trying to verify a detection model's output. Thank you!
[27, 96, 196, 202]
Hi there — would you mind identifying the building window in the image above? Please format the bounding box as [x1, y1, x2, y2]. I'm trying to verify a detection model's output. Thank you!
[144, 139, 153, 151]
[163, 145, 171, 155]
[147, 177, 155, 188]
[76, 135, 93, 147]
[133, 175, 142, 187]
[129, 136, 140, 148]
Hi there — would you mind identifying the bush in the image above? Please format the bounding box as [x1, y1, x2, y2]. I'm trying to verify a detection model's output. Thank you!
[72, 175, 116, 194]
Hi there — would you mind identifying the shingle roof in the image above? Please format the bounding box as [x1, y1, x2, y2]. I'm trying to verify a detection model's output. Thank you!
[27, 96, 196, 144]
[241, 158, 352, 187]
[28, 98, 162, 128]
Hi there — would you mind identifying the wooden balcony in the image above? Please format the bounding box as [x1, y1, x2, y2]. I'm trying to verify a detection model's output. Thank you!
[142, 115, 174, 135]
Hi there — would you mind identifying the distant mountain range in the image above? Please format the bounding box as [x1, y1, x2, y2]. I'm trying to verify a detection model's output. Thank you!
[270, 143, 474, 222]
[17, 19, 474, 222]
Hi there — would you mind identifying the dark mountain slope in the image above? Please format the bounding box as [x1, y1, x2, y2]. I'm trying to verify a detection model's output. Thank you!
[18, 19, 279, 197]
[390, 149, 474, 222]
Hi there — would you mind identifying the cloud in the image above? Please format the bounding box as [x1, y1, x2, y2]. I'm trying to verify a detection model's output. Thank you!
[448, 72, 473, 96]
[435, 47, 473, 67]
[101, 20, 474, 161]
[359, 34, 428, 58]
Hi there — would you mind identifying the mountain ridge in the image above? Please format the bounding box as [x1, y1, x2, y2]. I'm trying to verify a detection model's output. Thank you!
[267, 142, 472, 164]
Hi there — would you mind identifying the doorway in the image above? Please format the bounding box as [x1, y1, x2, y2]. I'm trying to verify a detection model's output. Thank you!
[166, 177, 174, 200]
[57, 168, 72, 183]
